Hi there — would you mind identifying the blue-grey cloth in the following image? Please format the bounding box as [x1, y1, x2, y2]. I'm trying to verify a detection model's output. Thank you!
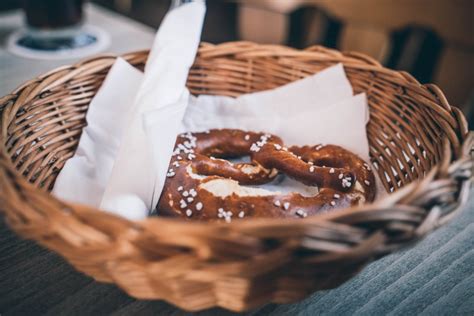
[249, 188, 474, 316]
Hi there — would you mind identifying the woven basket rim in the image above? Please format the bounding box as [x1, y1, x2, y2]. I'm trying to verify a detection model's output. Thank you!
[0, 42, 472, 311]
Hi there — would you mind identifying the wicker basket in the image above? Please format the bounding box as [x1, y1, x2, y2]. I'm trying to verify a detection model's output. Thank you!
[0, 42, 472, 312]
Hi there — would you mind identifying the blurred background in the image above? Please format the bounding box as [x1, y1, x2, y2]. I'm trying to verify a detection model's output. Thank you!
[1, 0, 473, 125]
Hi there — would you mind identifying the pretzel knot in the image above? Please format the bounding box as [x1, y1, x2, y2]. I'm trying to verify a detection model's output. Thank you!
[157, 129, 376, 222]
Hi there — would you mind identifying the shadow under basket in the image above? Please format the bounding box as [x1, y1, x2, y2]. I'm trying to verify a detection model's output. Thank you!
[0, 42, 472, 312]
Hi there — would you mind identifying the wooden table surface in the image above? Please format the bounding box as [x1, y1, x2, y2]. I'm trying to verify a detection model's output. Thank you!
[1, 4, 473, 316]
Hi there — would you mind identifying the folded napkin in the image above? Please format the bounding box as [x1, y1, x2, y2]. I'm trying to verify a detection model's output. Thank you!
[99, 1, 206, 219]
[184, 64, 368, 123]
[52, 59, 143, 207]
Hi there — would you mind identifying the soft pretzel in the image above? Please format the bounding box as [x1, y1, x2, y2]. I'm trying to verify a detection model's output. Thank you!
[156, 129, 376, 222]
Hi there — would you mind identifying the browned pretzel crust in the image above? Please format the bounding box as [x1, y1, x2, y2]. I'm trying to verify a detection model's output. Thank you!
[156, 129, 376, 222]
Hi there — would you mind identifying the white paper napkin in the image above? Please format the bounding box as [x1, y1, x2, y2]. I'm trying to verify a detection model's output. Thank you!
[52, 58, 143, 207]
[184, 64, 369, 123]
[99, 1, 206, 219]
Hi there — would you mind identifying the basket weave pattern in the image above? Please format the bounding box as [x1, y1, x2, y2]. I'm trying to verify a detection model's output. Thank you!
[0, 42, 472, 312]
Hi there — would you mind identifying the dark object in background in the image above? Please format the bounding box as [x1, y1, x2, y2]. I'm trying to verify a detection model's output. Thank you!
[287, 5, 342, 49]
[385, 26, 444, 84]
[23, 0, 84, 29]
[8, 0, 105, 57]
[0, 0, 21, 11]
[201, 0, 237, 43]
